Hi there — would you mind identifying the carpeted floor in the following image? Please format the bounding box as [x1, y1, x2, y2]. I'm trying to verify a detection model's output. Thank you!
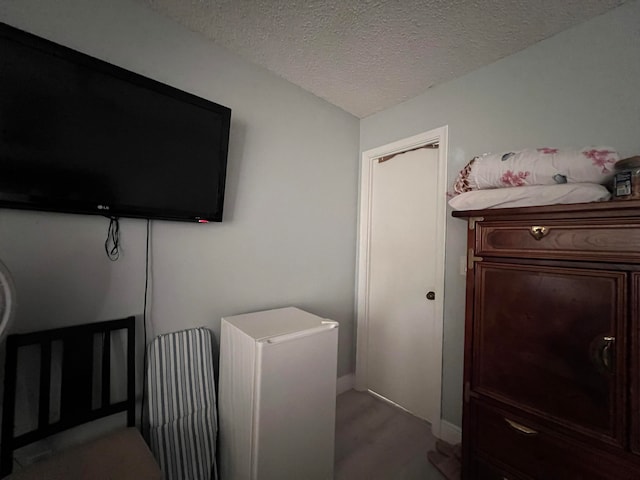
[334, 390, 445, 479]
[427, 440, 462, 480]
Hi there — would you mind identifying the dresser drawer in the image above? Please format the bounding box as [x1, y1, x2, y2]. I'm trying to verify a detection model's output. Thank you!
[473, 458, 523, 480]
[475, 220, 640, 262]
[472, 401, 634, 480]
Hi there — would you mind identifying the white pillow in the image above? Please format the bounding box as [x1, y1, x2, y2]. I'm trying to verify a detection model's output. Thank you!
[448, 183, 611, 211]
[450, 147, 619, 196]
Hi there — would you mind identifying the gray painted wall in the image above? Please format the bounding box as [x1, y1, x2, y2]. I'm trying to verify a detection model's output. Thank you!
[0, 0, 360, 384]
[361, 0, 640, 427]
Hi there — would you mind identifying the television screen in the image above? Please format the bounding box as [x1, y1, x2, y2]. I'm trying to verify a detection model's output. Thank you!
[0, 22, 231, 222]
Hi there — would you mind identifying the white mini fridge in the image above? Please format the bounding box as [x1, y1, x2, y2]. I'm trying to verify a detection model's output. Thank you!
[218, 307, 339, 480]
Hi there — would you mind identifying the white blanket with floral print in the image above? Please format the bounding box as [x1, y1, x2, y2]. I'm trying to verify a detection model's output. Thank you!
[450, 147, 619, 197]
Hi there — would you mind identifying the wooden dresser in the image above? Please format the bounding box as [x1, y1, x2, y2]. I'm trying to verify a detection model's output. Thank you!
[453, 200, 640, 479]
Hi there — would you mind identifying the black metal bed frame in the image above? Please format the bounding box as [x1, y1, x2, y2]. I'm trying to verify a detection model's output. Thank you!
[0, 316, 136, 477]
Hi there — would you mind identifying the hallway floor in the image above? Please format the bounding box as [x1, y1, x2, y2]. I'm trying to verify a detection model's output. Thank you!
[334, 390, 444, 479]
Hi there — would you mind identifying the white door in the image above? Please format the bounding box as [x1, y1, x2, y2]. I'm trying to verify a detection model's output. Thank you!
[364, 145, 440, 421]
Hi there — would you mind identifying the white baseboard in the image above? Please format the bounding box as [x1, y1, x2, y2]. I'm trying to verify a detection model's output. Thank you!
[438, 419, 462, 445]
[336, 373, 355, 395]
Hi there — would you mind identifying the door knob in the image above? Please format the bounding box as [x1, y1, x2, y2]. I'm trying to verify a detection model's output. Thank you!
[426, 291, 435, 300]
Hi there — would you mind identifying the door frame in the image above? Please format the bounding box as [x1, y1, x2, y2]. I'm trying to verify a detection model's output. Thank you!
[355, 125, 448, 437]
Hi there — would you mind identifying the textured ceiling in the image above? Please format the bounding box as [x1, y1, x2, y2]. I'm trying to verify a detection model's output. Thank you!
[141, 0, 626, 118]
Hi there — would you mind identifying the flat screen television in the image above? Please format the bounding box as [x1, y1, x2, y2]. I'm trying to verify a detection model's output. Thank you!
[0, 22, 231, 222]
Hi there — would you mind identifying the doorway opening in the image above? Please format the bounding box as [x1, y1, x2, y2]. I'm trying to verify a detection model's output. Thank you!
[355, 126, 448, 438]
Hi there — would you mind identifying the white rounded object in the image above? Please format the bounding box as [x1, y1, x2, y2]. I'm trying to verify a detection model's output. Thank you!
[0, 259, 15, 339]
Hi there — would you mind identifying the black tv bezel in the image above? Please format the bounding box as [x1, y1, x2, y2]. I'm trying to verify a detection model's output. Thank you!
[0, 22, 232, 223]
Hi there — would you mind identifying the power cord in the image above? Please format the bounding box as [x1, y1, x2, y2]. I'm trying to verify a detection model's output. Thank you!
[103, 216, 151, 432]
[105, 217, 120, 261]
[141, 218, 150, 434]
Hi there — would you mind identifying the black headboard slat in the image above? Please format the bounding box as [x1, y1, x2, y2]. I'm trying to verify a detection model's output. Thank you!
[60, 332, 94, 422]
[0, 316, 136, 478]
[126, 320, 135, 427]
[37, 341, 51, 430]
[101, 332, 111, 408]
[0, 335, 19, 477]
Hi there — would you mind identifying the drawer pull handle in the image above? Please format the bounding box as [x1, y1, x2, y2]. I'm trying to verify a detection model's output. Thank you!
[504, 418, 538, 435]
[590, 335, 616, 374]
[602, 336, 615, 371]
[529, 226, 549, 240]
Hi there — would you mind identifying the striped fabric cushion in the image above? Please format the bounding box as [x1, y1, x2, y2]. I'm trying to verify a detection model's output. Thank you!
[147, 328, 218, 480]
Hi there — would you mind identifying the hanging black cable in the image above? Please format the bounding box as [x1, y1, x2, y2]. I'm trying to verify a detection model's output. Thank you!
[104, 217, 120, 261]
[141, 218, 150, 434]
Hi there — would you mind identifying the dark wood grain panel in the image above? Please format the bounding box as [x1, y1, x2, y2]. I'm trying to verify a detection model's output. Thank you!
[477, 221, 640, 262]
[632, 273, 640, 456]
[473, 459, 524, 480]
[456, 203, 640, 479]
[472, 401, 640, 480]
[473, 262, 626, 446]
[462, 217, 479, 479]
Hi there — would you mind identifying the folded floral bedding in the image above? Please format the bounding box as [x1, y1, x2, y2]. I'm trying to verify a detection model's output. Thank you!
[449, 146, 618, 210]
